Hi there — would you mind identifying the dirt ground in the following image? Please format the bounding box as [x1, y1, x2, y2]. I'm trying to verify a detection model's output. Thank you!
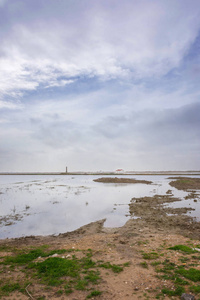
[0, 178, 200, 299]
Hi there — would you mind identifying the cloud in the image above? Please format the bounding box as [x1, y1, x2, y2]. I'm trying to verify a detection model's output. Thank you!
[0, 0, 200, 101]
[1, 94, 198, 171]
[92, 102, 200, 156]
[0, 0, 200, 172]
[45, 79, 75, 88]
[0, 100, 21, 109]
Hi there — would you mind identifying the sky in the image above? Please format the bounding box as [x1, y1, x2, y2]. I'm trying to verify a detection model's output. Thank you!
[0, 0, 200, 172]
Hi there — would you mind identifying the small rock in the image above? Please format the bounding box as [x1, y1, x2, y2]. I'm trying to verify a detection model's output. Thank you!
[134, 287, 139, 291]
[51, 253, 58, 257]
[181, 293, 195, 300]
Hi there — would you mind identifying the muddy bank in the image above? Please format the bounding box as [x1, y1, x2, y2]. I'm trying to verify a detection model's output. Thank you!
[169, 177, 200, 190]
[1, 217, 200, 299]
[94, 177, 152, 184]
[129, 194, 200, 240]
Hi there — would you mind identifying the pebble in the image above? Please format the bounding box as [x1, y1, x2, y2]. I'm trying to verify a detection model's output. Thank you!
[193, 248, 200, 252]
[181, 293, 195, 300]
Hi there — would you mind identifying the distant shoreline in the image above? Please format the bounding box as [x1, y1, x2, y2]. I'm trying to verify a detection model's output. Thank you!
[0, 171, 200, 176]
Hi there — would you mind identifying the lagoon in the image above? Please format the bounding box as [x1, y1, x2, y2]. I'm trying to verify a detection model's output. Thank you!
[0, 174, 199, 239]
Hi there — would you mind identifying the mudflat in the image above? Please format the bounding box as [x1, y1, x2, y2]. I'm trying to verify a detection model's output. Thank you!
[93, 177, 152, 184]
[169, 177, 200, 190]
[0, 177, 200, 299]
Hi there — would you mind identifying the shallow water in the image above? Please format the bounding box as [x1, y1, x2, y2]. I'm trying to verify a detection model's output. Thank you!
[0, 175, 199, 238]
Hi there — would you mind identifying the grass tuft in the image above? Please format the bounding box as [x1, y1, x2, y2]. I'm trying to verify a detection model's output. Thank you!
[34, 257, 80, 281]
[142, 252, 159, 260]
[176, 268, 200, 282]
[98, 262, 123, 273]
[168, 245, 197, 254]
[190, 285, 200, 294]
[140, 261, 148, 269]
[86, 290, 102, 298]
[1, 282, 20, 293]
[162, 286, 185, 296]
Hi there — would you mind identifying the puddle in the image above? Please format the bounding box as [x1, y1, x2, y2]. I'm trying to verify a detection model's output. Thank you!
[0, 174, 200, 238]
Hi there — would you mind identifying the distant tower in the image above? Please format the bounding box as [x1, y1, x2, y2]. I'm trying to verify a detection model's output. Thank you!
[66, 167, 68, 173]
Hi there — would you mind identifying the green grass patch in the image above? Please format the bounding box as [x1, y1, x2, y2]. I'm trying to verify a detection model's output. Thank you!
[168, 245, 197, 254]
[162, 286, 185, 296]
[98, 262, 123, 273]
[4, 248, 47, 265]
[176, 268, 200, 282]
[190, 284, 200, 294]
[33, 256, 81, 282]
[86, 290, 102, 298]
[75, 278, 88, 290]
[142, 252, 159, 260]
[0, 246, 129, 298]
[159, 259, 176, 272]
[140, 261, 148, 269]
[84, 270, 100, 283]
[1, 282, 20, 293]
[3, 247, 68, 265]
[123, 262, 131, 267]
[173, 275, 189, 285]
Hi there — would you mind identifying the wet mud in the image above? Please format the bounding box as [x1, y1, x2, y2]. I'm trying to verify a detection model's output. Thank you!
[94, 177, 152, 184]
[169, 177, 200, 190]
[129, 193, 200, 240]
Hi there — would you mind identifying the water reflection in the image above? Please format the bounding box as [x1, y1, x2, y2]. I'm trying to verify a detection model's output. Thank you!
[0, 175, 199, 238]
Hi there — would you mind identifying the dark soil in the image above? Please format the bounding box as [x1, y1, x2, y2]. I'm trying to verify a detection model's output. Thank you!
[93, 177, 152, 184]
[169, 177, 200, 190]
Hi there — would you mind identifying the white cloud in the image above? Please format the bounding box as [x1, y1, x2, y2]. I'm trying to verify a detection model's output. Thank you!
[45, 79, 75, 88]
[0, 100, 22, 109]
[0, 0, 200, 100]
[0, 0, 200, 172]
